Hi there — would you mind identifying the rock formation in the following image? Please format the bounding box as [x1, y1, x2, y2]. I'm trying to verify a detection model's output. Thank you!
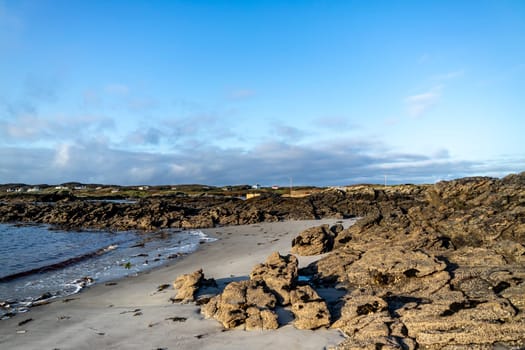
[250, 251, 298, 305]
[291, 224, 334, 255]
[172, 269, 205, 302]
[290, 285, 331, 330]
[195, 251, 334, 331]
[200, 280, 279, 330]
[2, 171, 525, 348]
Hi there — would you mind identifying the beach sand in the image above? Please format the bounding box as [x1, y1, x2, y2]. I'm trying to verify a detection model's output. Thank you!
[0, 219, 355, 350]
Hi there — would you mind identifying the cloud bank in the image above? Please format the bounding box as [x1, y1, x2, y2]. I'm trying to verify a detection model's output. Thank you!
[1, 78, 522, 186]
[1, 137, 522, 186]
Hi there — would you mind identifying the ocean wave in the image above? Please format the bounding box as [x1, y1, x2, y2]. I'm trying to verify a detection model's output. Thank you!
[0, 244, 118, 283]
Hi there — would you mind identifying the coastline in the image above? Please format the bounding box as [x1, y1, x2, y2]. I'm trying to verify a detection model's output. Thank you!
[0, 219, 354, 350]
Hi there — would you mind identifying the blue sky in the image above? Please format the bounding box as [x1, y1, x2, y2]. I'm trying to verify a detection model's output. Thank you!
[1, 0, 524, 186]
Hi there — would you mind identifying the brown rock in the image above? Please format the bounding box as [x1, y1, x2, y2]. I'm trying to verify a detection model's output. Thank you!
[305, 248, 361, 285]
[291, 224, 334, 256]
[245, 306, 279, 330]
[250, 251, 298, 305]
[290, 285, 331, 330]
[201, 279, 278, 330]
[340, 246, 447, 290]
[332, 291, 417, 350]
[172, 269, 204, 302]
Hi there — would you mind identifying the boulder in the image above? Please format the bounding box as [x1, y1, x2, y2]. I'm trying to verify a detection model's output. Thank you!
[201, 279, 278, 330]
[172, 269, 204, 302]
[250, 252, 298, 305]
[291, 224, 334, 256]
[290, 285, 331, 330]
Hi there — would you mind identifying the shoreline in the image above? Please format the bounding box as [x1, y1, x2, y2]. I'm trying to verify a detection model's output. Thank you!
[0, 225, 216, 314]
[0, 219, 355, 350]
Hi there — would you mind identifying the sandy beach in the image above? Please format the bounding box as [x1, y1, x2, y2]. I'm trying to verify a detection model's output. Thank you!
[0, 219, 355, 350]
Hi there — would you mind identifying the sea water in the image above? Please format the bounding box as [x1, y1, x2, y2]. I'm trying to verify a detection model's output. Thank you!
[0, 223, 216, 318]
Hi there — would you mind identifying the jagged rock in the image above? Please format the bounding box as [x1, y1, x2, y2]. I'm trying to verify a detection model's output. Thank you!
[291, 224, 334, 256]
[290, 285, 331, 330]
[313, 239, 525, 349]
[333, 228, 353, 249]
[447, 247, 508, 266]
[250, 252, 298, 305]
[332, 290, 394, 345]
[172, 269, 204, 302]
[2, 172, 525, 349]
[334, 292, 388, 321]
[304, 248, 361, 285]
[342, 246, 447, 289]
[245, 306, 279, 331]
[201, 279, 278, 330]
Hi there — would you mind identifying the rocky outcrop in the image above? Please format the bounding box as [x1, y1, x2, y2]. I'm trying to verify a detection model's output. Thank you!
[201, 279, 278, 330]
[172, 269, 217, 302]
[196, 252, 334, 331]
[191, 174, 525, 347]
[290, 285, 331, 329]
[291, 224, 335, 255]
[306, 231, 525, 349]
[2, 172, 525, 348]
[250, 252, 298, 305]
[172, 269, 204, 302]
[1, 173, 523, 245]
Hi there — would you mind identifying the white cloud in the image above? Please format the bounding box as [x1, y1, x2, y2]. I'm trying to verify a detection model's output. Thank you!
[272, 124, 306, 141]
[2, 114, 46, 140]
[53, 143, 71, 167]
[170, 163, 186, 174]
[128, 166, 157, 183]
[0, 138, 523, 186]
[0, 113, 115, 145]
[405, 85, 442, 118]
[82, 84, 157, 113]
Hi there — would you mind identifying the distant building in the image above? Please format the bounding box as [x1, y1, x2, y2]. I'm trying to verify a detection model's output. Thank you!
[252, 184, 261, 189]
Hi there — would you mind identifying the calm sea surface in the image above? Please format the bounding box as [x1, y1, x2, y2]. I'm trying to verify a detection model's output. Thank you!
[0, 223, 216, 318]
